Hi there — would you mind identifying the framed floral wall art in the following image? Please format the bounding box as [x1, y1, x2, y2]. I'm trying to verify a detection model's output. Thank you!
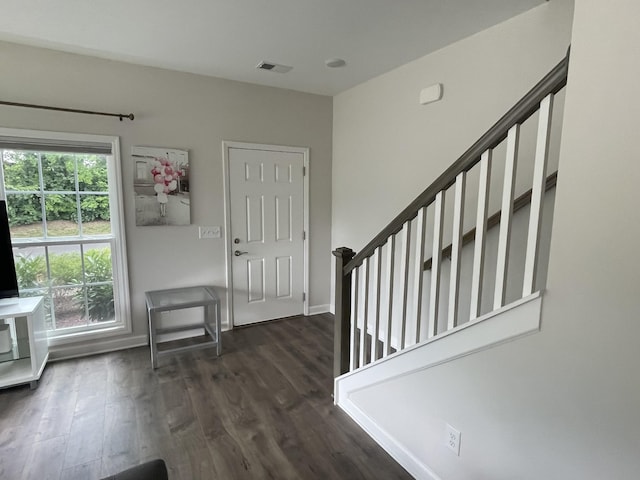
[131, 146, 190, 226]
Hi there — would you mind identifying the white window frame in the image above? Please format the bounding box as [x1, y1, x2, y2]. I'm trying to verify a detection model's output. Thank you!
[0, 127, 131, 346]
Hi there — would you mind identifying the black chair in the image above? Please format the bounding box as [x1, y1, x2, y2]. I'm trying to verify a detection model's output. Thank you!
[101, 459, 168, 480]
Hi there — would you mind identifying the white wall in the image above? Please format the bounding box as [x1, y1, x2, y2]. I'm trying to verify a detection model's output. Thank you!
[0, 41, 333, 353]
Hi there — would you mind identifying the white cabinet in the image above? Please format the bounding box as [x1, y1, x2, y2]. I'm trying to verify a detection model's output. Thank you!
[0, 297, 49, 389]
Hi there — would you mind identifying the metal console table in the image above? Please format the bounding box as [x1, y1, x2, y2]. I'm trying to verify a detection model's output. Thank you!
[145, 285, 221, 369]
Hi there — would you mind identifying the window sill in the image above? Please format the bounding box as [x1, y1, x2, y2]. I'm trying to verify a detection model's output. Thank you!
[47, 321, 131, 347]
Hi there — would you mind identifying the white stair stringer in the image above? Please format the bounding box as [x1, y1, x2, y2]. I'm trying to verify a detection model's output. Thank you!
[334, 292, 543, 479]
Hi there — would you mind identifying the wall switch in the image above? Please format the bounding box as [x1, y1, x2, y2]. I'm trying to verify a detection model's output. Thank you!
[199, 226, 221, 239]
[445, 424, 461, 456]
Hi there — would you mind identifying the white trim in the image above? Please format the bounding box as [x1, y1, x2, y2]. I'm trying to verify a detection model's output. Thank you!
[222, 141, 310, 328]
[0, 127, 118, 148]
[47, 322, 131, 347]
[338, 400, 442, 480]
[308, 304, 330, 315]
[0, 127, 132, 341]
[303, 148, 310, 316]
[336, 291, 543, 403]
[48, 334, 148, 361]
[107, 136, 132, 337]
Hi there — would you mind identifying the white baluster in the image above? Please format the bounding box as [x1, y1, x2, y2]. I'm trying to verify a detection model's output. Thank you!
[350, 266, 359, 371]
[371, 247, 383, 361]
[494, 124, 520, 309]
[360, 256, 370, 368]
[413, 207, 427, 343]
[398, 221, 411, 349]
[447, 173, 466, 331]
[384, 235, 396, 357]
[470, 150, 492, 320]
[523, 94, 554, 296]
[428, 191, 445, 338]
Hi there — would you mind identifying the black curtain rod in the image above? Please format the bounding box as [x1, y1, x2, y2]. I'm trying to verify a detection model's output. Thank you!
[0, 100, 135, 121]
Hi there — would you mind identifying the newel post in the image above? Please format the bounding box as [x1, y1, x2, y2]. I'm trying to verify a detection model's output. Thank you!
[333, 247, 356, 378]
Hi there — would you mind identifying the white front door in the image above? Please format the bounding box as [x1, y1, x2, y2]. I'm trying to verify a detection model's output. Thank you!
[227, 145, 305, 326]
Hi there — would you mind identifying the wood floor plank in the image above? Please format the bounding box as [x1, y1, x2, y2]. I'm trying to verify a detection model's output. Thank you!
[101, 395, 139, 477]
[59, 459, 102, 480]
[22, 435, 67, 480]
[62, 407, 105, 470]
[35, 387, 78, 442]
[134, 383, 174, 464]
[205, 435, 260, 480]
[0, 429, 31, 479]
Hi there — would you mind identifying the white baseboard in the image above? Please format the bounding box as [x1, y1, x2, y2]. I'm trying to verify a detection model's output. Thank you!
[49, 334, 148, 361]
[308, 304, 330, 315]
[339, 399, 442, 480]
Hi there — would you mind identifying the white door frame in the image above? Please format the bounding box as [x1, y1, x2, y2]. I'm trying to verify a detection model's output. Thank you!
[222, 141, 310, 328]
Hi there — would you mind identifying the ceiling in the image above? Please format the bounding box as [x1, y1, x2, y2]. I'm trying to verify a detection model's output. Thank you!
[0, 0, 545, 96]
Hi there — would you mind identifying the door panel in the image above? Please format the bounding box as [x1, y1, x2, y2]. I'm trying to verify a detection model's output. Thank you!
[246, 195, 264, 243]
[229, 147, 304, 326]
[276, 256, 292, 298]
[275, 196, 292, 241]
[247, 258, 265, 303]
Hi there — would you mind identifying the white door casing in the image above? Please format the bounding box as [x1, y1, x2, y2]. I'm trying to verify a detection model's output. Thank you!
[223, 142, 309, 327]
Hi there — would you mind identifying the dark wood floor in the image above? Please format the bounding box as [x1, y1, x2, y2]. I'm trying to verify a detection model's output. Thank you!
[0, 314, 411, 479]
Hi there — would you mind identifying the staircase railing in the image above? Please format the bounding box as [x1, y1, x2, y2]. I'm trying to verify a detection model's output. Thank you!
[333, 51, 570, 377]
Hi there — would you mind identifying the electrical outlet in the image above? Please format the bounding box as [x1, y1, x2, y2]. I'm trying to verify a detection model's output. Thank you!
[199, 226, 221, 239]
[445, 424, 461, 456]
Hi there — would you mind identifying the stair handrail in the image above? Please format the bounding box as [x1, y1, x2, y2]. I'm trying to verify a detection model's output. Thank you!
[342, 52, 569, 276]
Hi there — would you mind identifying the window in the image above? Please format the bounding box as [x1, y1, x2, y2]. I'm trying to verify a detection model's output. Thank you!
[0, 128, 130, 344]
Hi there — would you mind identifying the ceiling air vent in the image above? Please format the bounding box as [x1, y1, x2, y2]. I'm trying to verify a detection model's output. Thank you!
[256, 61, 292, 73]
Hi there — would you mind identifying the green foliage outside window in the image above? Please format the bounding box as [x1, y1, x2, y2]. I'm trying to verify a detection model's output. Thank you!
[15, 247, 114, 323]
[82, 248, 115, 321]
[3, 151, 110, 226]
[14, 254, 46, 289]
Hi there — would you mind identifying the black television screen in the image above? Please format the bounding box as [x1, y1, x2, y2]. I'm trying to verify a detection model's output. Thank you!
[0, 200, 19, 299]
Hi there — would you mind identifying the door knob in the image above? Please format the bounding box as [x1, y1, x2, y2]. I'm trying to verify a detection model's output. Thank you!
[234, 250, 248, 256]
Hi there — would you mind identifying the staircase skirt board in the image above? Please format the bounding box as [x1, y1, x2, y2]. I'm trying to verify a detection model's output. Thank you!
[336, 292, 542, 401]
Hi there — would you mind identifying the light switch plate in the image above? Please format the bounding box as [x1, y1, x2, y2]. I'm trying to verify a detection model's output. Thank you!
[199, 226, 221, 239]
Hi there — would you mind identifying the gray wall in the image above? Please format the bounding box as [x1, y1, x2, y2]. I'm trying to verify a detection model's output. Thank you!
[0, 41, 333, 353]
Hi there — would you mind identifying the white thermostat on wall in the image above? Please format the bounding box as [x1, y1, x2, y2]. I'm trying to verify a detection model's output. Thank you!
[419, 83, 443, 105]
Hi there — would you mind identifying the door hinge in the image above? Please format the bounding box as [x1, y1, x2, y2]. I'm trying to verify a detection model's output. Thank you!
[303, 166, 306, 176]
[302, 230, 306, 240]
[303, 292, 306, 301]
